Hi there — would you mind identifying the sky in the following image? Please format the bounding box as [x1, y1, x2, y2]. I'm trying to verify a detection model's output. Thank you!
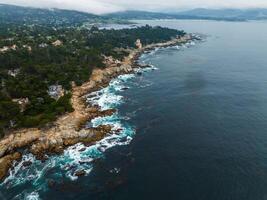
[1, 0, 267, 14]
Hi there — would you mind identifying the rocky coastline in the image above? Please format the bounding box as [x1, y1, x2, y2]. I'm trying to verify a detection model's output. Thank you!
[0, 34, 194, 181]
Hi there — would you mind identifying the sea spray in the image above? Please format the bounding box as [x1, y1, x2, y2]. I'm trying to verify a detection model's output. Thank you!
[0, 38, 200, 199]
[0, 70, 144, 199]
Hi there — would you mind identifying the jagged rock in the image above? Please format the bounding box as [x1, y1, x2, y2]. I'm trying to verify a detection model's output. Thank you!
[0, 152, 22, 180]
[79, 148, 86, 152]
[75, 170, 86, 177]
[115, 128, 123, 134]
[100, 108, 116, 117]
[139, 64, 152, 68]
[47, 179, 56, 188]
[53, 145, 64, 154]
[22, 161, 32, 167]
[0, 129, 40, 158]
[29, 125, 112, 158]
[0, 36, 192, 182]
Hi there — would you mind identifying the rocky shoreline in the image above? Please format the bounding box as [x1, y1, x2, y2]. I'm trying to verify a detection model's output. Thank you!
[0, 34, 195, 181]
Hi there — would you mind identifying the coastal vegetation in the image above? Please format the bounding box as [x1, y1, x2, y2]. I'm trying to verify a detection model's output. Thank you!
[0, 4, 185, 137]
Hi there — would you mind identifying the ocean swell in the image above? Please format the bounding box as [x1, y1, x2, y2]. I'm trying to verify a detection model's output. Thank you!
[0, 66, 151, 200]
[0, 37, 200, 200]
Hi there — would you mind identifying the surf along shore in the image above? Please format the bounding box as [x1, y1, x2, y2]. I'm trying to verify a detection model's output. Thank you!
[0, 34, 195, 181]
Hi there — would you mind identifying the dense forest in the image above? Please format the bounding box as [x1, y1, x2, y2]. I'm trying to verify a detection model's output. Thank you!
[0, 4, 185, 137]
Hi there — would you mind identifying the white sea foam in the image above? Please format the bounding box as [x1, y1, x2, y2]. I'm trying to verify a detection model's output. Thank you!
[1, 38, 201, 199]
[2, 153, 46, 188]
[25, 192, 40, 200]
[61, 114, 135, 180]
[12, 191, 41, 200]
[2, 72, 139, 195]
[190, 41, 196, 46]
[87, 74, 135, 110]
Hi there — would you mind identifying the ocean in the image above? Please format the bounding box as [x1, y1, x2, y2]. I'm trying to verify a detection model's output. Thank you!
[1, 20, 267, 200]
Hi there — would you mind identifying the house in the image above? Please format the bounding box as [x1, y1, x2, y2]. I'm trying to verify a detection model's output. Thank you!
[22, 45, 32, 52]
[52, 40, 63, 46]
[39, 43, 48, 48]
[8, 69, 20, 77]
[0, 46, 10, 53]
[135, 39, 143, 49]
[12, 98, 30, 112]
[0, 45, 17, 53]
[10, 45, 17, 50]
[48, 85, 65, 100]
[4, 38, 14, 41]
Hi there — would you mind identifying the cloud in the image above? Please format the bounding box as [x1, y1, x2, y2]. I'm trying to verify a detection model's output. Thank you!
[1, 0, 267, 14]
[104, 0, 267, 10]
[0, 0, 123, 14]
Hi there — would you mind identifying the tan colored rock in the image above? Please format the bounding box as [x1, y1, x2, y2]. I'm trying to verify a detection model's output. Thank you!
[29, 125, 111, 158]
[0, 152, 22, 180]
[0, 128, 40, 157]
[0, 35, 193, 181]
[75, 170, 86, 177]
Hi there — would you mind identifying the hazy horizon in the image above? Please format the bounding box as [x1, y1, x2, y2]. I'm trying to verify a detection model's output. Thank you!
[1, 0, 267, 14]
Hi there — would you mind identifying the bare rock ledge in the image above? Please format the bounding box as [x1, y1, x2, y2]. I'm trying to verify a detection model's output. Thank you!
[0, 35, 193, 181]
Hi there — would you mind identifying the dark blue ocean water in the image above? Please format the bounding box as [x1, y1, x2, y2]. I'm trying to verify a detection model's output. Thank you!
[2, 20, 267, 200]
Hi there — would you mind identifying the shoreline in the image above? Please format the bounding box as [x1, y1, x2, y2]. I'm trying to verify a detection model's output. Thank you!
[0, 34, 195, 181]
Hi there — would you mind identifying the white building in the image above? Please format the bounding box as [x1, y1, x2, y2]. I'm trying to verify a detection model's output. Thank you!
[135, 39, 143, 49]
[8, 69, 20, 77]
[0, 45, 17, 53]
[52, 40, 63, 46]
[12, 98, 30, 112]
[39, 43, 48, 48]
[48, 85, 65, 100]
[0, 46, 10, 53]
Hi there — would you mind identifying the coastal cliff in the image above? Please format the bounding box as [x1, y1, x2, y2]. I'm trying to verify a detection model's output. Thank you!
[0, 35, 193, 181]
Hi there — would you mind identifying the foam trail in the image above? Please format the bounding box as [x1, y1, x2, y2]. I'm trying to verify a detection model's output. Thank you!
[0, 37, 201, 199]
[87, 74, 135, 110]
[0, 72, 138, 199]
[25, 192, 40, 200]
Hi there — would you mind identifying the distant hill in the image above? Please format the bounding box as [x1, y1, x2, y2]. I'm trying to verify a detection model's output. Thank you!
[2, 4, 267, 25]
[0, 4, 102, 27]
[174, 8, 267, 21]
[106, 9, 267, 21]
[105, 10, 176, 20]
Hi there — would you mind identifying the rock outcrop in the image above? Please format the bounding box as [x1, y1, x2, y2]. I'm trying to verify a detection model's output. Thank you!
[30, 125, 112, 158]
[0, 152, 22, 180]
[75, 170, 86, 177]
[0, 35, 194, 181]
[0, 129, 40, 158]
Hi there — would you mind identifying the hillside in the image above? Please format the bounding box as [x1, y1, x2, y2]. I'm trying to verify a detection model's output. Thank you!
[106, 8, 267, 21]
[105, 10, 176, 20]
[0, 4, 185, 137]
[175, 8, 267, 20]
[0, 4, 101, 27]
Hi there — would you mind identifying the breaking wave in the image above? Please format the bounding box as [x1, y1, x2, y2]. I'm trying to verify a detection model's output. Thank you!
[0, 38, 200, 199]
[0, 65, 155, 200]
